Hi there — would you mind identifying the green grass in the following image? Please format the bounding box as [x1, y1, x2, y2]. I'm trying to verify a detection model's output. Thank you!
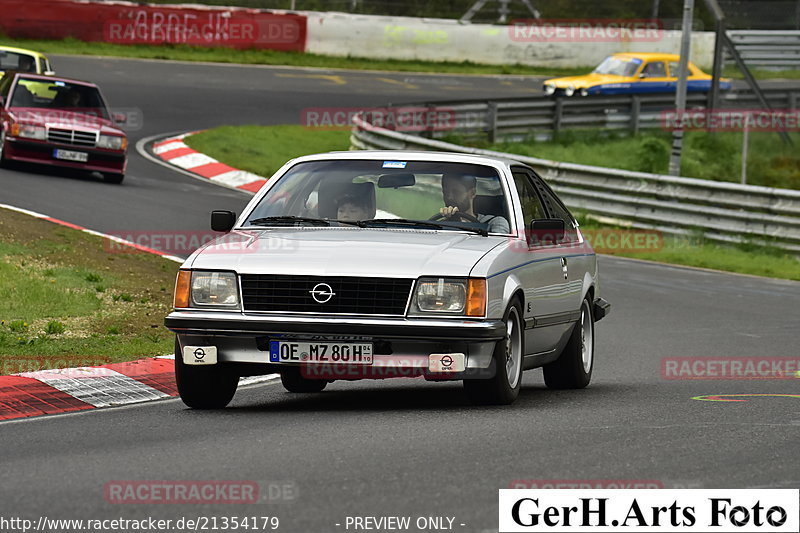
[185, 124, 351, 176]
[722, 65, 800, 80]
[0, 208, 178, 371]
[462, 129, 800, 190]
[576, 214, 800, 280]
[1, 35, 586, 77]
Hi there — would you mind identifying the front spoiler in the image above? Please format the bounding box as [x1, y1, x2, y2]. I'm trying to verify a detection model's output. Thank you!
[165, 311, 506, 342]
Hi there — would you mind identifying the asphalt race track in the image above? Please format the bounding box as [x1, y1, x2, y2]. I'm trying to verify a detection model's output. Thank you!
[1, 56, 799, 533]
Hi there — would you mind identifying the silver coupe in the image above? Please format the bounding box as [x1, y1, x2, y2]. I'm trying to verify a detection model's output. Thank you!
[165, 150, 610, 407]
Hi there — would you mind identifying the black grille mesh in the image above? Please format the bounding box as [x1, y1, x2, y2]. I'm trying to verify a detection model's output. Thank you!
[241, 275, 413, 315]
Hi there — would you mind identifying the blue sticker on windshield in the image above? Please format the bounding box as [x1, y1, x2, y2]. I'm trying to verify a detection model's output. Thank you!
[54, 81, 65, 86]
[382, 161, 407, 169]
[630, 58, 643, 65]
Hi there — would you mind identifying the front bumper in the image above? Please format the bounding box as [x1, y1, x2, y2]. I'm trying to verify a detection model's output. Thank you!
[166, 311, 506, 379]
[5, 138, 126, 174]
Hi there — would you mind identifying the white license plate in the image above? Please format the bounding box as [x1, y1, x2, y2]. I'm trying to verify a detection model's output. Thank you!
[269, 341, 373, 364]
[53, 149, 88, 162]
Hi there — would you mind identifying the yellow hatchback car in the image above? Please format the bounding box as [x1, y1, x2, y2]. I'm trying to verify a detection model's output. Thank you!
[0, 46, 54, 80]
[543, 52, 731, 97]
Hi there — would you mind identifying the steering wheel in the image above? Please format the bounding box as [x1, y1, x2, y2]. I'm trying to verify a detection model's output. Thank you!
[429, 211, 481, 223]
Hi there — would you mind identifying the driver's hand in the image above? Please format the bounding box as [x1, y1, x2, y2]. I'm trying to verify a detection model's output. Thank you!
[439, 206, 459, 217]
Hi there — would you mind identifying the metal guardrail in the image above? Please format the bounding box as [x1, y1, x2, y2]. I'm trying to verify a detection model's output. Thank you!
[405, 89, 800, 142]
[726, 30, 800, 70]
[351, 114, 800, 254]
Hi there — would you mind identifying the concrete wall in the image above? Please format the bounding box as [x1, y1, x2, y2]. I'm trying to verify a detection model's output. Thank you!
[305, 12, 716, 68]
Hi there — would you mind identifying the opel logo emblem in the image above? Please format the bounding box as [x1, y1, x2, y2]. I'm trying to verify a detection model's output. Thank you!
[310, 283, 335, 303]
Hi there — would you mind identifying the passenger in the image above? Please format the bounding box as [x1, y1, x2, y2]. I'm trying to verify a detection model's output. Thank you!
[336, 192, 371, 222]
[439, 173, 510, 233]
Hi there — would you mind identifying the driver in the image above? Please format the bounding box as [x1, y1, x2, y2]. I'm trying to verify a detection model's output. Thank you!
[17, 55, 36, 73]
[439, 173, 510, 234]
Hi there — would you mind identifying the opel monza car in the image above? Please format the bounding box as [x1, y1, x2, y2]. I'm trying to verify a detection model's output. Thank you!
[543, 52, 731, 97]
[165, 151, 610, 408]
[0, 73, 127, 183]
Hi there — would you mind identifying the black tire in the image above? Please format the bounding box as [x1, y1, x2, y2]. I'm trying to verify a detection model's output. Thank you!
[104, 172, 124, 184]
[0, 130, 9, 168]
[174, 339, 239, 409]
[463, 299, 523, 405]
[280, 366, 327, 393]
[543, 296, 594, 389]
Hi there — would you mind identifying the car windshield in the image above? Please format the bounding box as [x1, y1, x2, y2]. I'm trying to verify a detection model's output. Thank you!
[0, 51, 37, 73]
[592, 56, 640, 77]
[244, 159, 513, 235]
[9, 78, 109, 118]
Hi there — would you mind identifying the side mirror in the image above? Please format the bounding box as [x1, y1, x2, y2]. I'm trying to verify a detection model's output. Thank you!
[528, 218, 565, 246]
[211, 210, 236, 232]
[112, 112, 127, 124]
[638, 73, 647, 79]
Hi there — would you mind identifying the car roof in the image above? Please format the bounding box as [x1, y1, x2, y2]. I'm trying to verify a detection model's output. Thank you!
[9, 72, 97, 87]
[0, 46, 47, 59]
[288, 150, 527, 169]
[612, 52, 682, 62]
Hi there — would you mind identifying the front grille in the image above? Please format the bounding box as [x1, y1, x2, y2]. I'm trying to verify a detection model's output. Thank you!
[241, 275, 413, 316]
[47, 128, 97, 147]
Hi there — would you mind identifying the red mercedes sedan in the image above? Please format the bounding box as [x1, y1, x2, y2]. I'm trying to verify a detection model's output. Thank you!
[0, 73, 127, 183]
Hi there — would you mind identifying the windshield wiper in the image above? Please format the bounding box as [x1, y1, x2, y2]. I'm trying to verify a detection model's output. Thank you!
[361, 218, 488, 237]
[248, 216, 331, 227]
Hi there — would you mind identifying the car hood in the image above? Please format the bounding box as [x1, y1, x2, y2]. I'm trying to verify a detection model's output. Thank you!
[9, 107, 124, 135]
[545, 73, 627, 88]
[188, 228, 506, 278]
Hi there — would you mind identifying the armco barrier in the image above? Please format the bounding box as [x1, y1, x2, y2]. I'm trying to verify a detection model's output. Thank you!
[351, 114, 800, 253]
[410, 89, 800, 142]
[0, 0, 307, 51]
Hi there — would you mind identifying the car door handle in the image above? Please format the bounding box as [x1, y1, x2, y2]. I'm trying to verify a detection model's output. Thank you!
[560, 257, 568, 279]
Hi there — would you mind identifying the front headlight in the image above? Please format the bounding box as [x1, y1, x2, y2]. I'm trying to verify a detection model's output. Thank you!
[97, 134, 126, 150]
[15, 124, 46, 140]
[188, 271, 240, 308]
[543, 84, 556, 95]
[564, 85, 576, 97]
[410, 277, 486, 317]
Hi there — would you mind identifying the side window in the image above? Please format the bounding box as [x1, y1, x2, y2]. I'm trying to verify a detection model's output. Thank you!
[512, 171, 546, 226]
[530, 175, 579, 243]
[641, 61, 667, 78]
[668, 62, 678, 77]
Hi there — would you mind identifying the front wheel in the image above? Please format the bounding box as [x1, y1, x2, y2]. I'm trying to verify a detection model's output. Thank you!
[463, 299, 523, 405]
[175, 339, 239, 409]
[543, 296, 594, 389]
[0, 130, 9, 168]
